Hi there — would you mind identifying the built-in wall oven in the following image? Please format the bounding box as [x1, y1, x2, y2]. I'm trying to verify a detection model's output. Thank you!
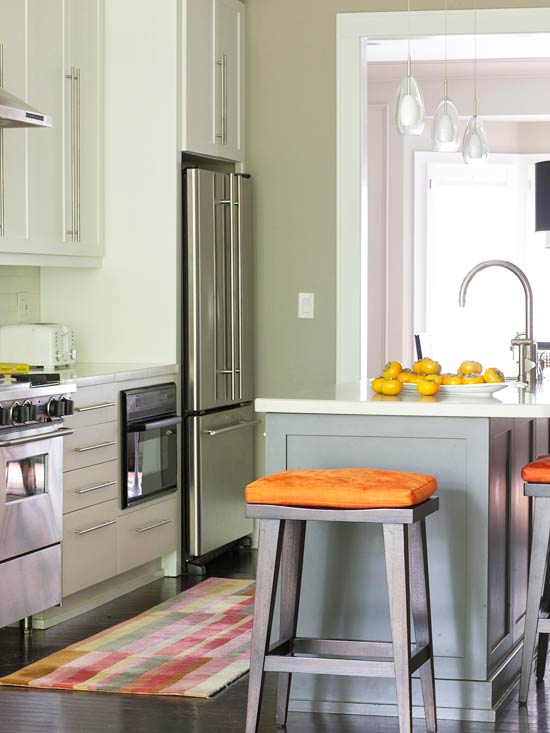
[121, 383, 180, 508]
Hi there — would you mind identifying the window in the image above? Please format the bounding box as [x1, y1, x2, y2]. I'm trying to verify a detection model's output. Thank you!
[414, 153, 550, 377]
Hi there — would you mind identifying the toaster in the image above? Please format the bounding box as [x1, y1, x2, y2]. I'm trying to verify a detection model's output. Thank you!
[0, 324, 77, 368]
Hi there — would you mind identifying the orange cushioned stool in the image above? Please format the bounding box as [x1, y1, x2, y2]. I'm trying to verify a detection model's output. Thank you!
[519, 457, 550, 705]
[244, 467, 439, 733]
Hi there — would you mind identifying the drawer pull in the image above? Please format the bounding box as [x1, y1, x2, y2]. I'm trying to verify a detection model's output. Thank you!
[75, 520, 116, 535]
[76, 441, 116, 453]
[134, 519, 171, 534]
[75, 480, 117, 495]
[76, 402, 116, 413]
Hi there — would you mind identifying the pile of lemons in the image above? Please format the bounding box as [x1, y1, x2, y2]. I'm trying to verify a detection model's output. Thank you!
[372, 359, 505, 397]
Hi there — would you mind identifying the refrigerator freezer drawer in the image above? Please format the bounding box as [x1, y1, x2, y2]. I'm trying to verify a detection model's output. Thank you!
[187, 404, 255, 558]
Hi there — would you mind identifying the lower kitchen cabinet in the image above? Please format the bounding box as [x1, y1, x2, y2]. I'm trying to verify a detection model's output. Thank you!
[63, 460, 118, 514]
[63, 499, 118, 596]
[118, 496, 178, 575]
[59, 369, 179, 601]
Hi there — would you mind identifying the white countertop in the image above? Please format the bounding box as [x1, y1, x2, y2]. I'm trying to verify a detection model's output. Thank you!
[255, 380, 550, 418]
[55, 362, 178, 387]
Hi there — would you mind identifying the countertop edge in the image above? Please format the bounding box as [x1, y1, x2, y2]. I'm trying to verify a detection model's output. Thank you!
[59, 363, 179, 388]
[254, 397, 550, 419]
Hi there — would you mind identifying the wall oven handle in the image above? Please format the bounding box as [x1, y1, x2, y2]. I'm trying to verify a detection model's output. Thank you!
[76, 440, 116, 453]
[75, 520, 116, 536]
[75, 480, 117, 495]
[0, 427, 74, 448]
[134, 519, 171, 533]
[128, 415, 182, 433]
[202, 419, 260, 437]
[76, 401, 116, 413]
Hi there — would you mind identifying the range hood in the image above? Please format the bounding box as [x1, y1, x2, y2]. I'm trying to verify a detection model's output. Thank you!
[0, 87, 51, 128]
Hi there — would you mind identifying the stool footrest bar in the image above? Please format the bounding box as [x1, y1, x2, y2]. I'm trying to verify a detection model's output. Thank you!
[265, 637, 431, 677]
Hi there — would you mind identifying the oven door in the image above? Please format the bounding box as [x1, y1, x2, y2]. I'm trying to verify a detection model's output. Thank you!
[0, 427, 70, 562]
[123, 415, 181, 507]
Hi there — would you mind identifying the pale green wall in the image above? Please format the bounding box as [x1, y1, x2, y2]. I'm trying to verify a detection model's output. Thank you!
[245, 0, 549, 397]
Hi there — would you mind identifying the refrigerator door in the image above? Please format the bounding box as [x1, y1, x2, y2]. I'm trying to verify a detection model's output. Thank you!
[187, 404, 256, 558]
[184, 169, 253, 413]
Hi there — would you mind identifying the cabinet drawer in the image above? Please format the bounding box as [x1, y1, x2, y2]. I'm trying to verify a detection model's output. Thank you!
[63, 422, 118, 471]
[65, 384, 118, 429]
[63, 461, 119, 514]
[118, 497, 177, 574]
[63, 500, 118, 596]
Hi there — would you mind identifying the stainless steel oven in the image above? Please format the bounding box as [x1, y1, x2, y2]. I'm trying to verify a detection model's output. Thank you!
[0, 378, 76, 630]
[121, 383, 181, 508]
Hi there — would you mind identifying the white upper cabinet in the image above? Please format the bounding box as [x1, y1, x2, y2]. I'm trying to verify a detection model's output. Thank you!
[182, 0, 245, 162]
[0, 0, 103, 265]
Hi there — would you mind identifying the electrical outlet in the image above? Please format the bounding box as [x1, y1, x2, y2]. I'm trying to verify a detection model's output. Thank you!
[17, 292, 37, 323]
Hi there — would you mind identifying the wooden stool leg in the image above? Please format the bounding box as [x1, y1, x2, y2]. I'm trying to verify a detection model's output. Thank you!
[276, 519, 306, 728]
[536, 550, 550, 682]
[409, 520, 437, 733]
[520, 498, 550, 706]
[246, 518, 284, 733]
[384, 523, 413, 733]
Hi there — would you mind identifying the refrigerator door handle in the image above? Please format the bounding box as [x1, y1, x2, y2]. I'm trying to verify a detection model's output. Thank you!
[229, 174, 237, 401]
[202, 419, 260, 437]
[235, 176, 243, 401]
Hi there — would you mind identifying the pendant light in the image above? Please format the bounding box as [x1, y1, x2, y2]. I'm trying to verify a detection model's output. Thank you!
[395, 0, 425, 136]
[462, 0, 488, 164]
[431, 0, 460, 152]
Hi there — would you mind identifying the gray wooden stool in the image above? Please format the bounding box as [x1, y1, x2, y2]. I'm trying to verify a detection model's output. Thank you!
[519, 456, 550, 705]
[243, 468, 439, 733]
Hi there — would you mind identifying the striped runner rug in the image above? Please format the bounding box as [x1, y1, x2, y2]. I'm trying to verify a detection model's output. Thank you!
[0, 577, 255, 698]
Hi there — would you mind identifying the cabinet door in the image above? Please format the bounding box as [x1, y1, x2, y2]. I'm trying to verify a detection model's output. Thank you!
[183, 0, 215, 157]
[64, 0, 104, 257]
[27, 0, 65, 250]
[0, 0, 28, 246]
[214, 0, 244, 161]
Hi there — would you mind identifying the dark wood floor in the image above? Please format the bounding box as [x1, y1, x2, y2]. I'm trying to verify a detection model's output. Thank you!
[0, 547, 548, 732]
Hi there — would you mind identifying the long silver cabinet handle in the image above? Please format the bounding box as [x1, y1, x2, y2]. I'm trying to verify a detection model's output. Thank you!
[76, 402, 116, 413]
[215, 54, 227, 144]
[75, 520, 116, 536]
[134, 519, 171, 533]
[75, 480, 117, 495]
[0, 427, 73, 448]
[203, 419, 260, 437]
[65, 66, 81, 242]
[75, 441, 116, 453]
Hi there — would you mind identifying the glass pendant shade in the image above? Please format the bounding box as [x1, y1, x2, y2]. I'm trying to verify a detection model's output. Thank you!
[432, 96, 460, 152]
[395, 73, 425, 136]
[462, 114, 488, 164]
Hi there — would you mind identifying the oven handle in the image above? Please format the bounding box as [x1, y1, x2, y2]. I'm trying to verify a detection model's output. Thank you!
[128, 415, 182, 433]
[0, 427, 74, 447]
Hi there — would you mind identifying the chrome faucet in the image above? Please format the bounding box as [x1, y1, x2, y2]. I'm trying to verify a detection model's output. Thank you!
[458, 260, 537, 387]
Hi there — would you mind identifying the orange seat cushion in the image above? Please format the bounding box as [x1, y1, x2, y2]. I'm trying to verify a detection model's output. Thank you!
[245, 468, 437, 510]
[522, 456, 550, 484]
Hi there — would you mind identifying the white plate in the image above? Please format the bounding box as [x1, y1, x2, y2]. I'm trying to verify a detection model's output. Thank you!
[398, 381, 509, 396]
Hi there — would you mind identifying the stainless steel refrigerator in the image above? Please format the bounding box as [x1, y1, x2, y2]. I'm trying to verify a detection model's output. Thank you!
[182, 167, 255, 563]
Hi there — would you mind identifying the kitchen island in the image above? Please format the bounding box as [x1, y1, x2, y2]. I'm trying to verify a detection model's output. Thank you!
[256, 381, 550, 723]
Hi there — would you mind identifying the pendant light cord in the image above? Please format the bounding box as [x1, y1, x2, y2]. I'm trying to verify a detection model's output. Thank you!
[407, 0, 411, 92]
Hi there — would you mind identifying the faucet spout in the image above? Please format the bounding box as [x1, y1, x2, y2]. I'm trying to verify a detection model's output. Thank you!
[458, 259, 535, 386]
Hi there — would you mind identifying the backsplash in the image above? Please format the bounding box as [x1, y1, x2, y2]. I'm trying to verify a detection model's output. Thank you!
[0, 267, 41, 325]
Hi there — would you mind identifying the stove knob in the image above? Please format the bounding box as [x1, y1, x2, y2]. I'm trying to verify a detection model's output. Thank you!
[20, 403, 30, 423]
[0, 405, 10, 425]
[47, 397, 59, 418]
[62, 398, 74, 416]
[10, 401, 21, 423]
[29, 404, 38, 421]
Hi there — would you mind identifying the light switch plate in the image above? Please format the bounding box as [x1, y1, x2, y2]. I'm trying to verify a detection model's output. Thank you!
[298, 292, 315, 319]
